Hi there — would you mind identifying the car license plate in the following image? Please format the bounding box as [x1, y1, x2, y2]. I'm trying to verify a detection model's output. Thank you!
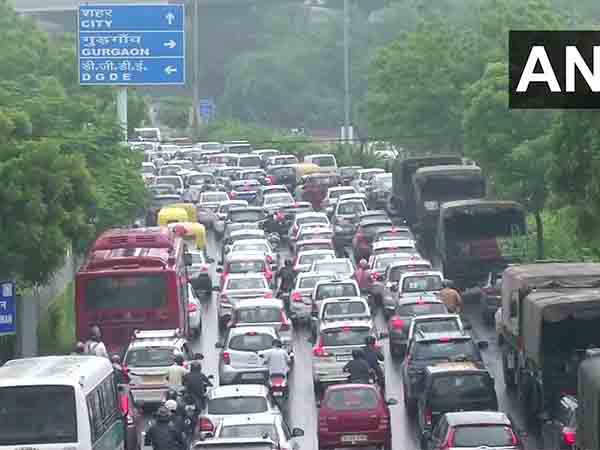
[241, 373, 263, 381]
[341, 435, 367, 443]
[336, 354, 352, 362]
[143, 375, 164, 384]
[272, 391, 283, 397]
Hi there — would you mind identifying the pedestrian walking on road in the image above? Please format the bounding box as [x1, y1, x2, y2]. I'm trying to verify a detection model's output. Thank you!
[439, 280, 463, 314]
[85, 324, 109, 358]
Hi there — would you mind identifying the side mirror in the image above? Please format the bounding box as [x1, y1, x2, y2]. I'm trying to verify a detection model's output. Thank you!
[215, 342, 223, 349]
[184, 253, 193, 266]
[215, 267, 223, 273]
[386, 398, 398, 406]
[291, 427, 305, 437]
[477, 340, 489, 350]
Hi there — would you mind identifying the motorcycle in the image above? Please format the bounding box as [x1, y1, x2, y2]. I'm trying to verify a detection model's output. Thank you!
[268, 232, 281, 251]
[268, 373, 289, 406]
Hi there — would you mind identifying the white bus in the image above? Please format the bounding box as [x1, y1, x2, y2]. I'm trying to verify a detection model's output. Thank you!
[0, 355, 125, 450]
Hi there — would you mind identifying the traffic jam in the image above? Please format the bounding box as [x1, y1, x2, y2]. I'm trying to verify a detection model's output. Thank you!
[50, 133, 600, 450]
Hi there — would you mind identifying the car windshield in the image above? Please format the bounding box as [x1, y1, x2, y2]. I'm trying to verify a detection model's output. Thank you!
[323, 301, 366, 317]
[157, 177, 182, 189]
[412, 319, 461, 335]
[389, 265, 431, 281]
[264, 194, 293, 205]
[270, 167, 295, 176]
[314, 261, 352, 275]
[312, 156, 335, 166]
[230, 210, 265, 222]
[337, 201, 366, 215]
[413, 340, 478, 361]
[402, 275, 443, 292]
[322, 327, 371, 346]
[236, 307, 281, 323]
[298, 243, 332, 252]
[228, 333, 274, 351]
[125, 347, 175, 367]
[232, 242, 269, 253]
[201, 192, 228, 202]
[397, 303, 447, 316]
[452, 425, 515, 447]
[300, 232, 333, 241]
[298, 217, 328, 226]
[228, 261, 265, 273]
[238, 157, 261, 167]
[299, 253, 334, 266]
[220, 424, 278, 441]
[226, 278, 267, 290]
[207, 396, 268, 415]
[316, 284, 359, 300]
[374, 256, 405, 269]
[329, 188, 355, 199]
[0, 385, 77, 445]
[298, 275, 332, 289]
[431, 374, 494, 403]
[325, 388, 378, 411]
[188, 174, 214, 185]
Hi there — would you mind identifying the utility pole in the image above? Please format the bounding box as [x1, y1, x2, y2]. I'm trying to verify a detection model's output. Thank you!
[343, 0, 351, 142]
[192, 0, 200, 131]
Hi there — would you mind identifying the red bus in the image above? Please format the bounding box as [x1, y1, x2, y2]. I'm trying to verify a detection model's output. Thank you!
[75, 227, 190, 352]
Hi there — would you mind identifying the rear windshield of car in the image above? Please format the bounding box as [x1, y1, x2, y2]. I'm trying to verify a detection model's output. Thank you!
[240, 171, 264, 179]
[236, 308, 281, 323]
[298, 276, 332, 289]
[337, 201, 366, 215]
[329, 188, 355, 199]
[322, 327, 370, 346]
[220, 424, 278, 441]
[308, 175, 337, 185]
[389, 265, 431, 281]
[313, 261, 352, 275]
[264, 195, 293, 205]
[228, 333, 274, 351]
[226, 278, 266, 290]
[312, 156, 335, 167]
[230, 210, 265, 222]
[323, 301, 366, 317]
[228, 261, 265, 273]
[160, 166, 182, 176]
[452, 425, 515, 447]
[430, 374, 495, 407]
[201, 192, 228, 202]
[298, 243, 332, 252]
[402, 276, 442, 292]
[413, 339, 478, 361]
[362, 223, 392, 234]
[298, 217, 327, 226]
[125, 347, 175, 367]
[300, 232, 333, 241]
[412, 319, 461, 335]
[238, 157, 261, 167]
[188, 174, 215, 185]
[397, 303, 447, 316]
[315, 284, 359, 300]
[325, 388, 378, 411]
[270, 167, 295, 176]
[339, 167, 359, 177]
[231, 243, 269, 254]
[156, 177, 182, 189]
[374, 256, 406, 270]
[299, 253, 334, 266]
[207, 396, 268, 415]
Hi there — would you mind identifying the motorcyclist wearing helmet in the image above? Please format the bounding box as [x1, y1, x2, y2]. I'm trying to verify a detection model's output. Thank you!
[167, 353, 189, 387]
[111, 354, 130, 385]
[144, 406, 184, 450]
[262, 338, 291, 379]
[439, 279, 463, 314]
[85, 324, 108, 358]
[342, 349, 372, 384]
[183, 361, 213, 410]
[355, 258, 371, 293]
[363, 336, 385, 389]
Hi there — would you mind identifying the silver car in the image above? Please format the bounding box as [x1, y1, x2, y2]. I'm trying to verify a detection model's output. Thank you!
[311, 319, 381, 391]
[198, 384, 281, 438]
[214, 200, 249, 235]
[217, 326, 283, 385]
[218, 273, 273, 323]
[293, 249, 336, 273]
[231, 298, 293, 348]
[310, 258, 355, 279]
[288, 212, 330, 241]
[288, 272, 337, 321]
[229, 239, 278, 270]
[198, 191, 230, 226]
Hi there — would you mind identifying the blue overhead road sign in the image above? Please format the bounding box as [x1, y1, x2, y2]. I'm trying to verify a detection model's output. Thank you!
[0, 281, 16, 336]
[78, 4, 185, 85]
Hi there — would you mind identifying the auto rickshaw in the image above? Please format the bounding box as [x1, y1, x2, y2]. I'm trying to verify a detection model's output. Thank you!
[168, 203, 198, 223]
[293, 162, 321, 182]
[157, 207, 189, 227]
[168, 221, 206, 250]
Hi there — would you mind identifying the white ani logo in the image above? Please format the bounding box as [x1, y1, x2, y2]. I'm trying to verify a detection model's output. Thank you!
[516, 45, 600, 92]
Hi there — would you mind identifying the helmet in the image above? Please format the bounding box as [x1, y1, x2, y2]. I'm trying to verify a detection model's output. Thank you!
[165, 389, 178, 401]
[272, 338, 282, 348]
[156, 406, 170, 418]
[174, 354, 185, 365]
[111, 354, 121, 364]
[164, 400, 178, 412]
[285, 259, 292, 266]
[365, 336, 376, 346]
[75, 342, 85, 353]
[191, 360, 202, 371]
[352, 349, 363, 359]
[359, 259, 368, 269]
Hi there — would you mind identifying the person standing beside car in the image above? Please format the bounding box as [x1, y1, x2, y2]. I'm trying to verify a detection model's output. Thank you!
[439, 280, 463, 314]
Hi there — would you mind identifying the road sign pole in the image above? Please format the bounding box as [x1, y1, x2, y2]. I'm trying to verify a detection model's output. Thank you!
[117, 87, 128, 138]
[192, 0, 200, 130]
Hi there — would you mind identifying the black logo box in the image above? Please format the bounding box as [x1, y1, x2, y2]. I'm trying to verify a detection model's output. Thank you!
[509, 31, 600, 109]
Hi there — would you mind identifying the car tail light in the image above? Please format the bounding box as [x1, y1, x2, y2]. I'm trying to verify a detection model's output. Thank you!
[200, 265, 208, 272]
[313, 336, 330, 357]
[119, 393, 129, 416]
[379, 415, 390, 428]
[440, 428, 455, 450]
[228, 191, 237, 199]
[221, 294, 229, 303]
[264, 270, 272, 280]
[370, 272, 380, 281]
[188, 303, 198, 313]
[291, 292, 303, 302]
[561, 389, 576, 396]
[563, 428, 576, 446]
[439, 336, 451, 342]
[264, 291, 273, 298]
[266, 175, 274, 184]
[280, 311, 290, 331]
[222, 351, 231, 365]
[510, 428, 519, 446]
[424, 407, 432, 426]
[390, 316, 404, 330]
[266, 255, 273, 263]
[275, 212, 284, 221]
[199, 417, 214, 432]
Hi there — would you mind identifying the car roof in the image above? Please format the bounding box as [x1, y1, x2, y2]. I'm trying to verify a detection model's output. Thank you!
[226, 252, 267, 262]
[400, 270, 444, 278]
[359, 218, 393, 227]
[218, 413, 278, 427]
[264, 192, 292, 198]
[219, 200, 249, 206]
[443, 411, 511, 427]
[296, 212, 328, 219]
[298, 249, 336, 256]
[208, 384, 270, 399]
[359, 210, 388, 217]
[358, 168, 385, 174]
[230, 206, 264, 212]
[389, 259, 432, 268]
[297, 271, 336, 279]
[224, 273, 267, 280]
[129, 329, 186, 349]
[372, 239, 415, 248]
[321, 296, 367, 306]
[314, 258, 352, 265]
[227, 326, 277, 337]
[234, 298, 283, 310]
[232, 239, 269, 246]
[414, 330, 470, 342]
[425, 362, 483, 374]
[397, 295, 442, 306]
[328, 186, 355, 192]
[261, 185, 287, 190]
[297, 238, 333, 245]
[320, 319, 373, 330]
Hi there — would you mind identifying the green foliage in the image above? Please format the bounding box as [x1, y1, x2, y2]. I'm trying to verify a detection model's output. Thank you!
[157, 96, 192, 130]
[38, 282, 75, 355]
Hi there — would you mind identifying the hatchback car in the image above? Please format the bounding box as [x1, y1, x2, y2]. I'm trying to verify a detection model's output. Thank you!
[293, 226, 334, 251]
[288, 272, 337, 322]
[373, 226, 414, 243]
[427, 411, 523, 450]
[256, 185, 289, 206]
[154, 175, 184, 195]
[312, 296, 372, 341]
[398, 270, 444, 298]
[232, 154, 262, 168]
[368, 252, 418, 302]
[219, 252, 274, 289]
[228, 179, 263, 203]
[217, 326, 287, 385]
[218, 273, 273, 324]
[322, 186, 358, 215]
[229, 239, 278, 269]
[312, 279, 361, 311]
[198, 191, 230, 226]
[124, 329, 192, 406]
[210, 414, 304, 450]
[318, 384, 395, 450]
[352, 168, 386, 193]
[262, 193, 295, 214]
[380, 259, 435, 314]
[230, 298, 293, 348]
[198, 384, 281, 437]
[337, 165, 363, 184]
[312, 319, 381, 392]
[266, 154, 298, 168]
[288, 212, 330, 242]
[265, 165, 296, 190]
[371, 238, 416, 257]
[293, 249, 336, 273]
[352, 218, 394, 260]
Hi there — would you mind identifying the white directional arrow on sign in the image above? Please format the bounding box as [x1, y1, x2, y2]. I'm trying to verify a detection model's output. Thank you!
[165, 12, 175, 25]
[163, 40, 177, 49]
[164, 66, 177, 75]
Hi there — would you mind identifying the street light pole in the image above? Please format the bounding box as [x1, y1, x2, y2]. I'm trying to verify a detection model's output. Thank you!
[343, 0, 350, 141]
[192, 0, 200, 130]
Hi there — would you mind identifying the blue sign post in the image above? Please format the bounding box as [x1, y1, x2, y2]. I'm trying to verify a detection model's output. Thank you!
[0, 281, 16, 336]
[78, 4, 185, 85]
[199, 98, 215, 122]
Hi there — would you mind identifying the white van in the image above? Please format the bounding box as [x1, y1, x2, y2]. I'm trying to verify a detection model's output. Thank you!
[304, 154, 337, 173]
[0, 356, 125, 450]
[133, 127, 161, 142]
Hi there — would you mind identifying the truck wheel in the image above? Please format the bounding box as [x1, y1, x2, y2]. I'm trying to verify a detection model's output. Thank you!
[502, 351, 516, 389]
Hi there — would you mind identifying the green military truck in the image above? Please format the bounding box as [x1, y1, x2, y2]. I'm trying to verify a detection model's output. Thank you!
[499, 263, 600, 426]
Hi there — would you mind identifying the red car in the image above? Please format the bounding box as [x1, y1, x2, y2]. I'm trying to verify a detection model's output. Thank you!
[318, 384, 396, 450]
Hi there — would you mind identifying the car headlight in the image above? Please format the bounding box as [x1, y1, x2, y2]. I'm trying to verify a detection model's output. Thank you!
[424, 201, 438, 211]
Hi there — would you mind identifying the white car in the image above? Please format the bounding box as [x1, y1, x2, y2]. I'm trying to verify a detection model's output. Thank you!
[352, 168, 385, 193]
[187, 283, 202, 337]
[288, 212, 330, 241]
[293, 249, 336, 273]
[303, 153, 337, 173]
[322, 186, 357, 215]
[198, 191, 230, 226]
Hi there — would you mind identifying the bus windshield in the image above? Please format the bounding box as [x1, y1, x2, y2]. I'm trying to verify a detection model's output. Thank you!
[0, 385, 77, 445]
[84, 274, 168, 309]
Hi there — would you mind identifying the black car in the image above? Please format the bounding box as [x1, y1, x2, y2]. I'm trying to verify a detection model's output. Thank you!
[417, 363, 498, 448]
[265, 201, 313, 236]
[266, 164, 297, 192]
[401, 331, 488, 412]
[541, 395, 577, 450]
